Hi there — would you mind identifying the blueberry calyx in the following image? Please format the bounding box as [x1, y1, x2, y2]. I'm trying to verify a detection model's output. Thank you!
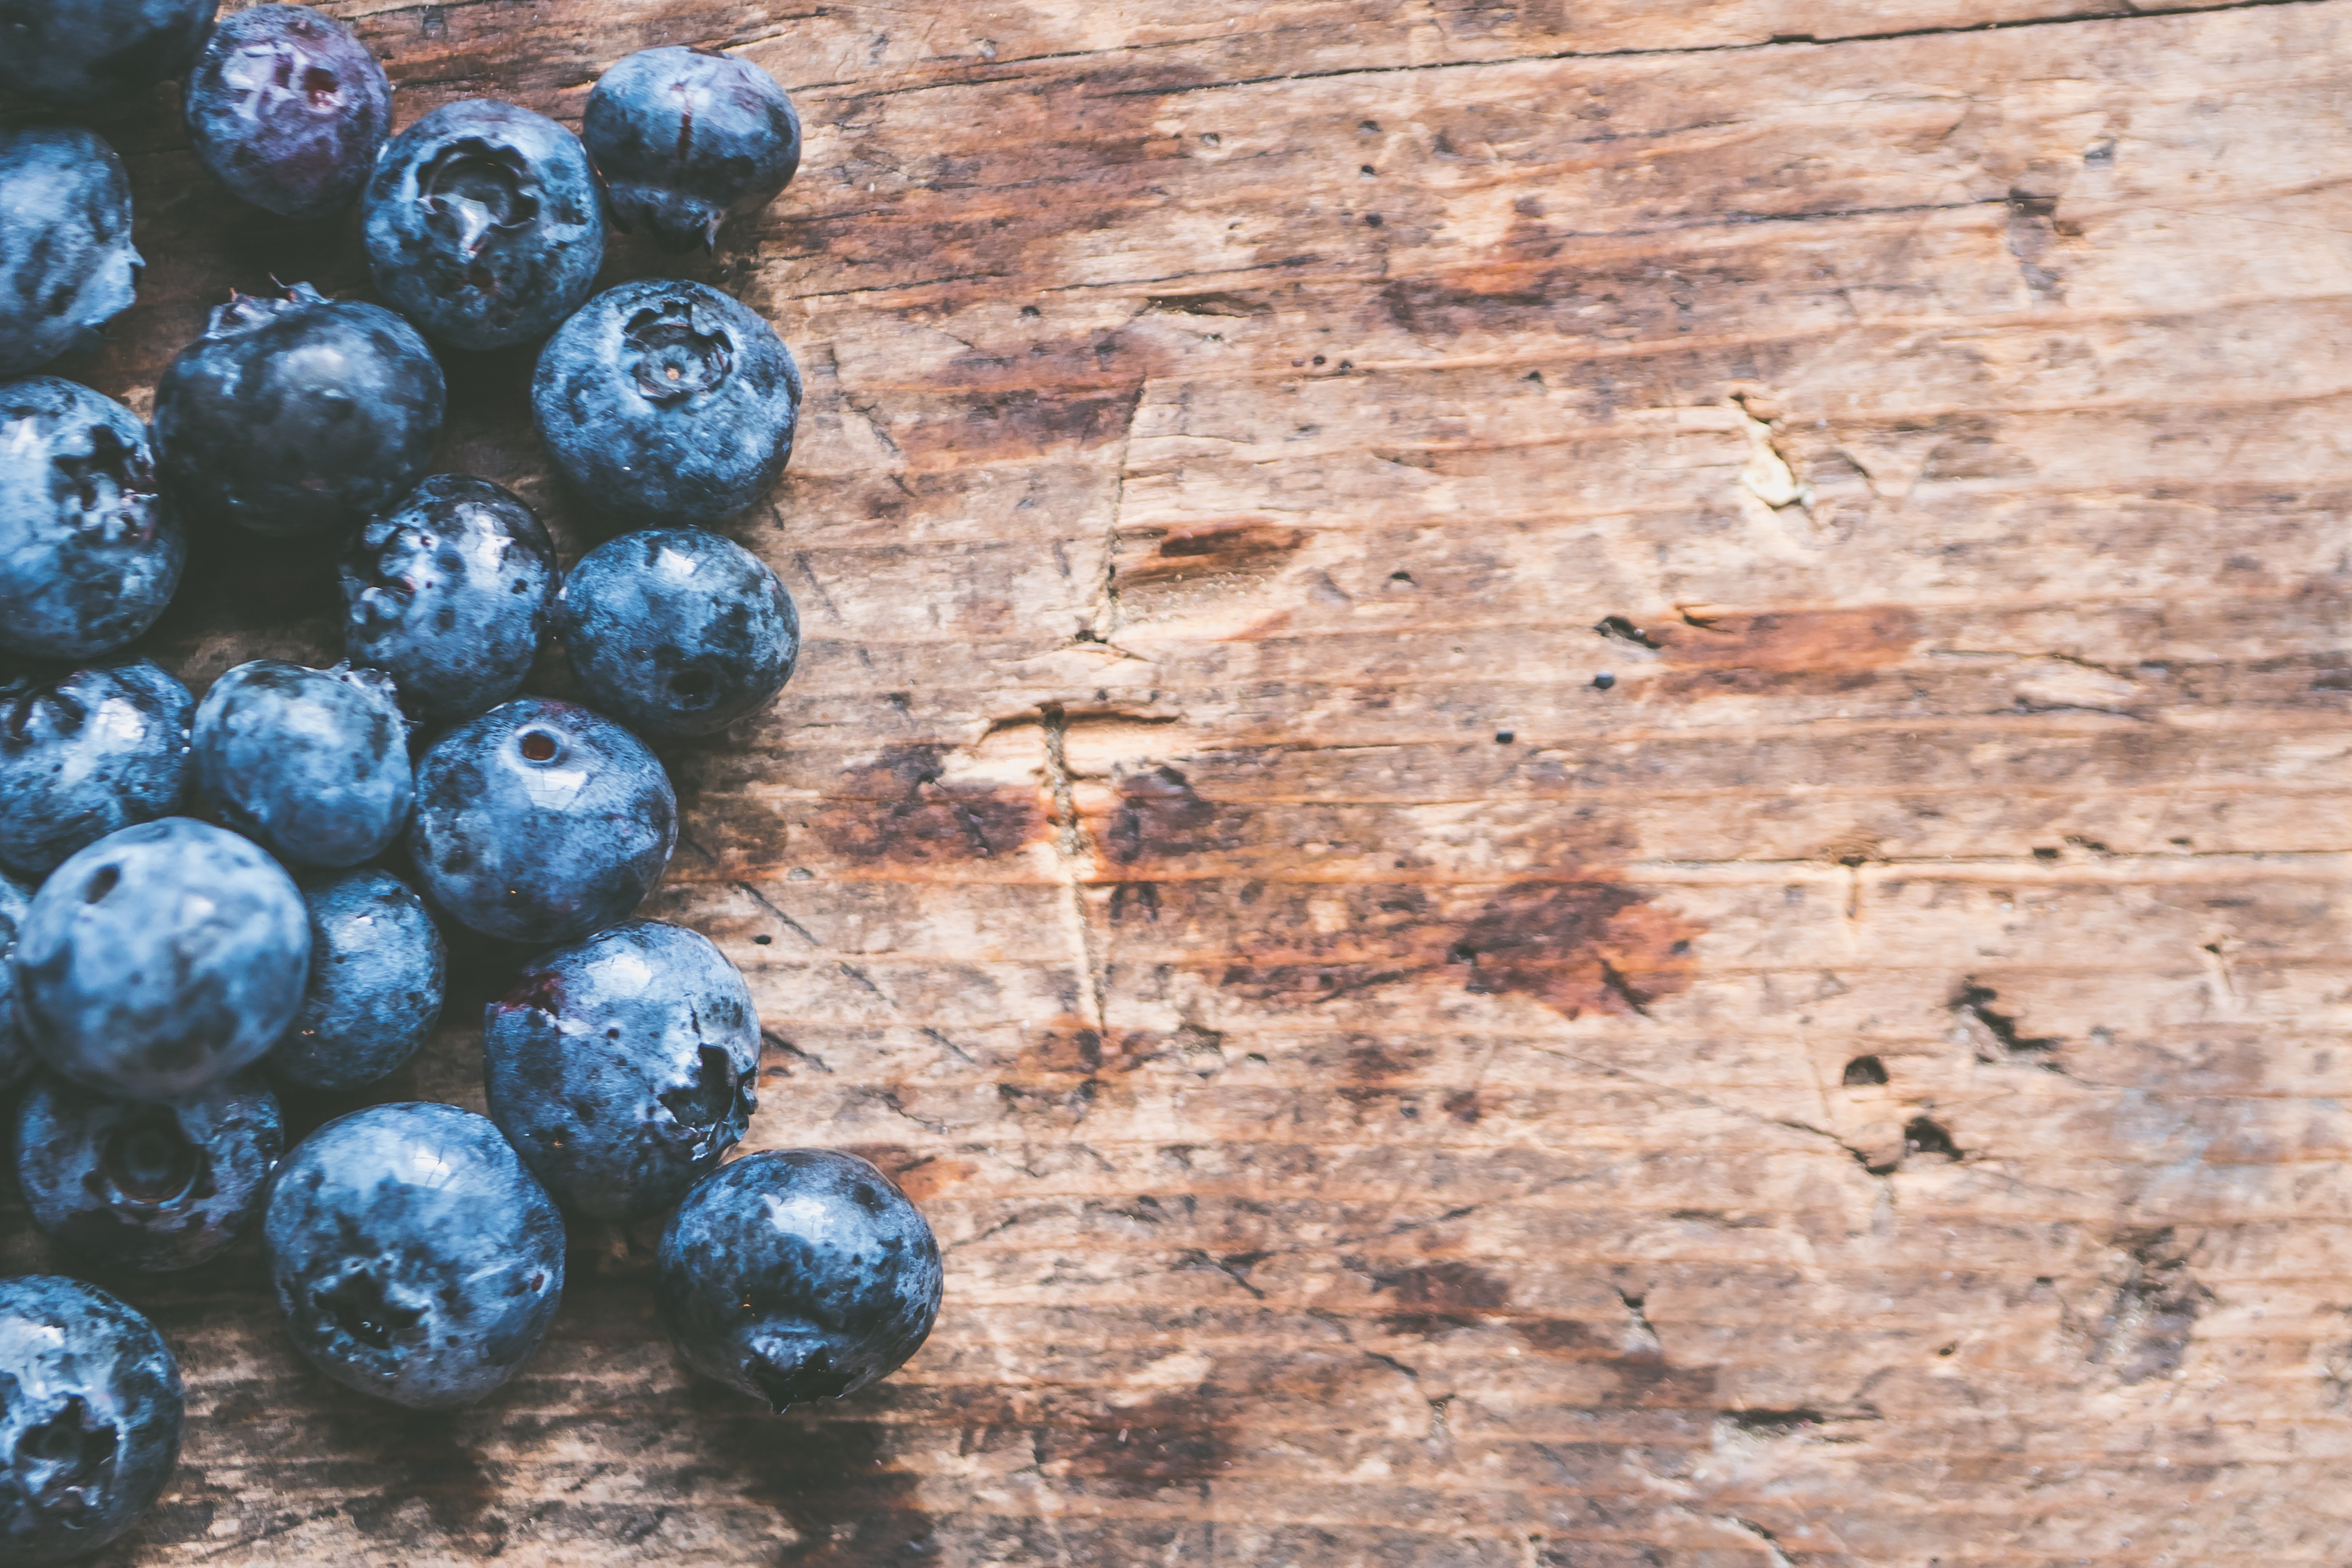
[98, 1107, 206, 1207]
[624, 298, 734, 405]
[16, 1395, 119, 1523]
[420, 137, 542, 259]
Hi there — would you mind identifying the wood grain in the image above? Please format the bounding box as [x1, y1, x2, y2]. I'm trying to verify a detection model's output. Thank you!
[7, 0, 2351, 1561]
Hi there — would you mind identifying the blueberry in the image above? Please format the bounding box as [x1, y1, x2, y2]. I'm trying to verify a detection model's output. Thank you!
[14, 817, 311, 1101]
[485, 921, 758, 1223]
[341, 475, 558, 723]
[0, 874, 33, 1092]
[185, 4, 392, 221]
[532, 278, 800, 527]
[0, 378, 181, 660]
[15, 1070, 283, 1272]
[276, 868, 445, 1091]
[0, 1276, 182, 1566]
[657, 1150, 942, 1412]
[153, 282, 446, 539]
[264, 1102, 564, 1409]
[191, 659, 411, 870]
[583, 45, 801, 252]
[0, 126, 141, 383]
[363, 100, 605, 351]
[0, 659, 192, 881]
[557, 527, 799, 740]
[407, 697, 676, 946]
[0, 0, 215, 106]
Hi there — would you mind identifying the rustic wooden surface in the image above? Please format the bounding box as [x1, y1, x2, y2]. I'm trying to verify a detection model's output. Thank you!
[9, 0, 2352, 1560]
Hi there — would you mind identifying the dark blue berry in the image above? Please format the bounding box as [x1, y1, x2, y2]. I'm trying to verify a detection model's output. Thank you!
[0, 128, 139, 378]
[532, 278, 800, 527]
[15, 1070, 283, 1272]
[407, 697, 676, 946]
[557, 526, 799, 739]
[363, 100, 605, 351]
[584, 45, 801, 252]
[153, 283, 446, 539]
[657, 1150, 942, 1412]
[0, 1276, 182, 1567]
[191, 659, 411, 870]
[0, 874, 32, 1091]
[14, 817, 311, 1101]
[184, 4, 392, 221]
[264, 1102, 564, 1409]
[485, 920, 758, 1223]
[0, 659, 192, 881]
[276, 868, 445, 1091]
[341, 475, 557, 723]
[0, 378, 181, 660]
[0, 0, 215, 105]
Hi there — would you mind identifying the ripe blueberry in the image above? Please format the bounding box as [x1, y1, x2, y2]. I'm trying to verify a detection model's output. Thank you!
[264, 1102, 565, 1409]
[0, 1277, 183, 1566]
[153, 282, 446, 538]
[408, 697, 676, 945]
[0, 127, 140, 380]
[0, 659, 193, 881]
[185, 4, 392, 220]
[341, 474, 558, 723]
[363, 100, 605, 351]
[14, 817, 311, 1101]
[557, 526, 799, 739]
[658, 1150, 942, 1411]
[15, 1070, 284, 1272]
[532, 278, 801, 527]
[584, 45, 801, 252]
[485, 920, 759, 1223]
[276, 868, 446, 1092]
[191, 659, 412, 870]
[0, 0, 215, 106]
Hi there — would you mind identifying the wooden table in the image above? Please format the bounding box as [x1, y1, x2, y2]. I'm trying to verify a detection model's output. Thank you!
[12, 0, 2350, 1561]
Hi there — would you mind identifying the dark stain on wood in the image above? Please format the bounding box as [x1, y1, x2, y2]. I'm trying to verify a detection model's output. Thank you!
[810, 744, 1046, 865]
[1104, 765, 1225, 864]
[1039, 1387, 1230, 1498]
[1649, 605, 1920, 698]
[1122, 521, 1309, 585]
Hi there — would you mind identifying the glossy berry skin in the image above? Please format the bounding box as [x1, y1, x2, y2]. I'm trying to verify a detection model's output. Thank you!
[15, 1071, 283, 1272]
[364, 101, 605, 351]
[0, 659, 193, 880]
[584, 46, 801, 252]
[264, 1102, 564, 1409]
[557, 527, 799, 739]
[14, 817, 311, 1102]
[185, 4, 392, 220]
[0, 0, 215, 106]
[408, 697, 676, 946]
[0, 128, 140, 378]
[0, 378, 181, 660]
[486, 921, 759, 1223]
[153, 283, 446, 538]
[0, 1277, 182, 1567]
[342, 475, 558, 723]
[0, 875, 33, 1091]
[658, 1150, 942, 1412]
[532, 278, 800, 527]
[276, 868, 445, 1091]
[192, 659, 411, 870]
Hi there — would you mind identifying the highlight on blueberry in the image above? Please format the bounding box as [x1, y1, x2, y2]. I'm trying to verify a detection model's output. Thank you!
[0, 1275, 183, 1566]
[0, 659, 193, 881]
[0, 0, 217, 106]
[364, 99, 605, 351]
[532, 277, 801, 527]
[0, 126, 140, 380]
[153, 282, 446, 538]
[276, 867, 446, 1092]
[557, 526, 799, 739]
[15, 1069, 284, 1272]
[0, 873, 33, 1092]
[191, 659, 412, 870]
[658, 1149, 942, 1412]
[485, 920, 759, 1223]
[185, 3, 393, 220]
[13, 816, 311, 1101]
[263, 1101, 565, 1409]
[341, 474, 558, 723]
[407, 696, 677, 946]
[584, 45, 801, 251]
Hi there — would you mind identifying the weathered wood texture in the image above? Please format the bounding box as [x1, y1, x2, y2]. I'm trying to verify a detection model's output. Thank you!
[8, 0, 2351, 1560]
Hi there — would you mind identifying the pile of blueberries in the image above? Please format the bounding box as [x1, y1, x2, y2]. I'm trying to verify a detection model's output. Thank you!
[0, 5, 943, 1560]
